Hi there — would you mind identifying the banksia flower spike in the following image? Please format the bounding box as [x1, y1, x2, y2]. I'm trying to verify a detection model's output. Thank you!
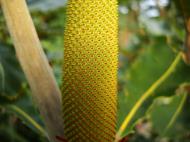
[62, 0, 118, 142]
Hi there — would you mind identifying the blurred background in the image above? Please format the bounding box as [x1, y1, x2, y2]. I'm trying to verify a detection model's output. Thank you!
[1, 0, 190, 141]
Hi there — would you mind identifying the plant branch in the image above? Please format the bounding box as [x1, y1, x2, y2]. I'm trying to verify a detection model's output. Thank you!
[7, 105, 48, 137]
[0, 0, 64, 141]
[179, 0, 190, 64]
[164, 93, 187, 134]
[116, 53, 182, 141]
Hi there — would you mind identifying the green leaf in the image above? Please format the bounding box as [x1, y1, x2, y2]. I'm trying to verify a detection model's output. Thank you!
[117, 36, 190, 137]
[0, 43, 24, 96]
[6, 105, 47, 137]
[117, 38, 175, 135]
[146, 93, 187, 137]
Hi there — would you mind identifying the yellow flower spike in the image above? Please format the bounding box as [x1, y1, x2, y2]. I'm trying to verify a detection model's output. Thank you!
[62, 0, 118, 141]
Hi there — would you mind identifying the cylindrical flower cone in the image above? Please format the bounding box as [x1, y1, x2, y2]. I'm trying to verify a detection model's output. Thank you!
[62, 0, 118, 141]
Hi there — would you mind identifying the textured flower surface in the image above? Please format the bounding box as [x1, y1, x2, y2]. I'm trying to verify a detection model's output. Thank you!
[62, 0, 118, 141]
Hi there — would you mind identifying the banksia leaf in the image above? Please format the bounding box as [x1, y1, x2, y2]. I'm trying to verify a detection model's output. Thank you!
[62, 0, 118, 141]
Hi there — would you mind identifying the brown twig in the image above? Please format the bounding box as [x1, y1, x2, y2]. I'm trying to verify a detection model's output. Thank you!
[179, 0, 190, 64]
[0, 0, 64, 141]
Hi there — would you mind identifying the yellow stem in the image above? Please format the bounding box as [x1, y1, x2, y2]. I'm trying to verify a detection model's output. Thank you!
[116, 53, 182, 141]
[164, 93, 187, 134]
[7, 105, 48, 137]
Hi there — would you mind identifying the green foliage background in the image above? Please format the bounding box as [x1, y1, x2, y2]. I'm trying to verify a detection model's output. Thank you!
[1, 0, 190, 142]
